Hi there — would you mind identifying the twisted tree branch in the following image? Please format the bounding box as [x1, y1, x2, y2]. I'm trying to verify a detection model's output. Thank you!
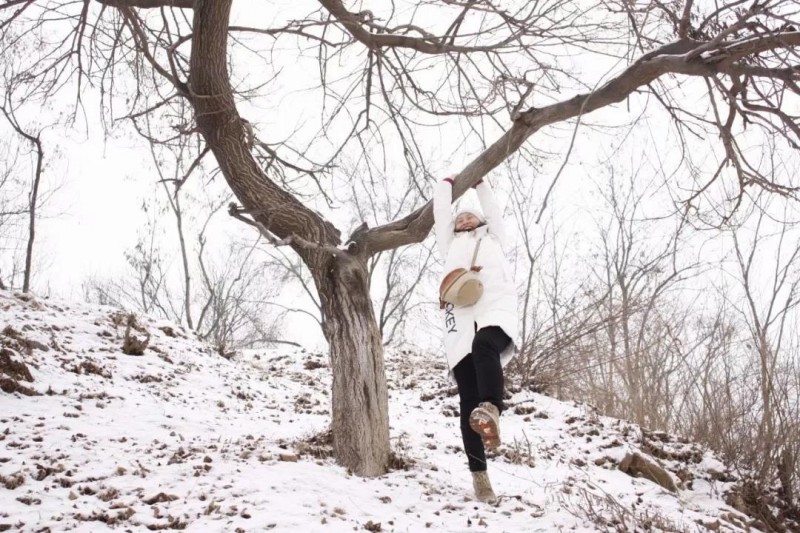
[360, 32, 800, 255]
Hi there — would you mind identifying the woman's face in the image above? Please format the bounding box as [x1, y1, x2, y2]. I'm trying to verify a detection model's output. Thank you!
[455, 213, 481, 232]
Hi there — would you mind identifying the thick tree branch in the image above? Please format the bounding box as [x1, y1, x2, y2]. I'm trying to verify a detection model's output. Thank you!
[189, 0, 342, 263]
[361, 32, 800, 255]
[0, 0, 32, 10]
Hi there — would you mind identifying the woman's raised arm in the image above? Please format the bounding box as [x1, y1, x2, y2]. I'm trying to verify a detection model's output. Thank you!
[475, 181, 508, 250]
[433, 178, 455, 259]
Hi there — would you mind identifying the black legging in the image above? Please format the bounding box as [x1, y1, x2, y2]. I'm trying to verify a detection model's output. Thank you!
[452, 325, 511, 472]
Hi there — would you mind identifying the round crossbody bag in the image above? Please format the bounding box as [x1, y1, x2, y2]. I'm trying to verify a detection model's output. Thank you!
[439, 237, 483, 309]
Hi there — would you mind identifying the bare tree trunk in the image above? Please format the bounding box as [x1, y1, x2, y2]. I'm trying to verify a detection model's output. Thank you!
[313, 254, 390, 476]
[23, 135, 43, 293]
[754, 328, 777, 482]
[174, 193, 194, 329]
[150, 130, 197, 330]
[619, 279, 644, 425]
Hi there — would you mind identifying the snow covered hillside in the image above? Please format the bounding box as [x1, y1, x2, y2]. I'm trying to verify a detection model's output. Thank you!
[0, 290, 789, 532]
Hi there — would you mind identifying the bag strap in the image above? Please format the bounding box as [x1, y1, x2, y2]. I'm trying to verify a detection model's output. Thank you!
[469, 237, 483, 270]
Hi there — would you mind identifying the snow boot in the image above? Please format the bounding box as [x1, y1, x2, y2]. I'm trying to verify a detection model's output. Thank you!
[469, 402, 501, 449]
[472, 470, 497, 504]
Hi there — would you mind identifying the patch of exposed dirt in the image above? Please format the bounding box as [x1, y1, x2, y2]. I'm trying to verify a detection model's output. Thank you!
[1, 326, 49, 355]
[0, 347, 38, 395]
[726, 479, 800, 532]
[69, 360, 112, 379]
[294, 429, 334, 460]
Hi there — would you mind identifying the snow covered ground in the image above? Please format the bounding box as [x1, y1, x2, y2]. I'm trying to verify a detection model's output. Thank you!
[0, 290, 777, 531]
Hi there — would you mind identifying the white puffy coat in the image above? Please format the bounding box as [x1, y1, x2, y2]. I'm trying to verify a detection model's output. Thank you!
[434, 181, 518, 370]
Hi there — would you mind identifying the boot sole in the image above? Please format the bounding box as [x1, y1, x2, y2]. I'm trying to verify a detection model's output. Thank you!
[476, 491, 498, 504]
[469, 411, 501, 449]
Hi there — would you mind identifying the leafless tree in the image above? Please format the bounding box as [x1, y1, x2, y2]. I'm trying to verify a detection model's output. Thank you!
[577, 168, 702, 428]
[729, 200, 800, 487]
[83, 203, 177, 319]
[0, 71, 45, 293]
[3, 0, 798, 477]
[532, 176, 800, 502]
[83, 175, 291, 354]
[260, 247, 323, 329]
[195, 237, 287, 356]
[503, 169, 604, 396]
[194, 197, 292, 354]
[0, 142, 26, 289]
[144, 109, 210, 331]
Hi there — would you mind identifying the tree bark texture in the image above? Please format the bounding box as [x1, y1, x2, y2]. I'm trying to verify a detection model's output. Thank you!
[312, 254, 390, 476]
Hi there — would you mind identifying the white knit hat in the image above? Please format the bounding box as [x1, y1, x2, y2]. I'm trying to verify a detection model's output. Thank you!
[454, 207, 485, 222]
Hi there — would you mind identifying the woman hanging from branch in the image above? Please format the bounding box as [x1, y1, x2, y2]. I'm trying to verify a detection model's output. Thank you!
[433, 175, 518, 504]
